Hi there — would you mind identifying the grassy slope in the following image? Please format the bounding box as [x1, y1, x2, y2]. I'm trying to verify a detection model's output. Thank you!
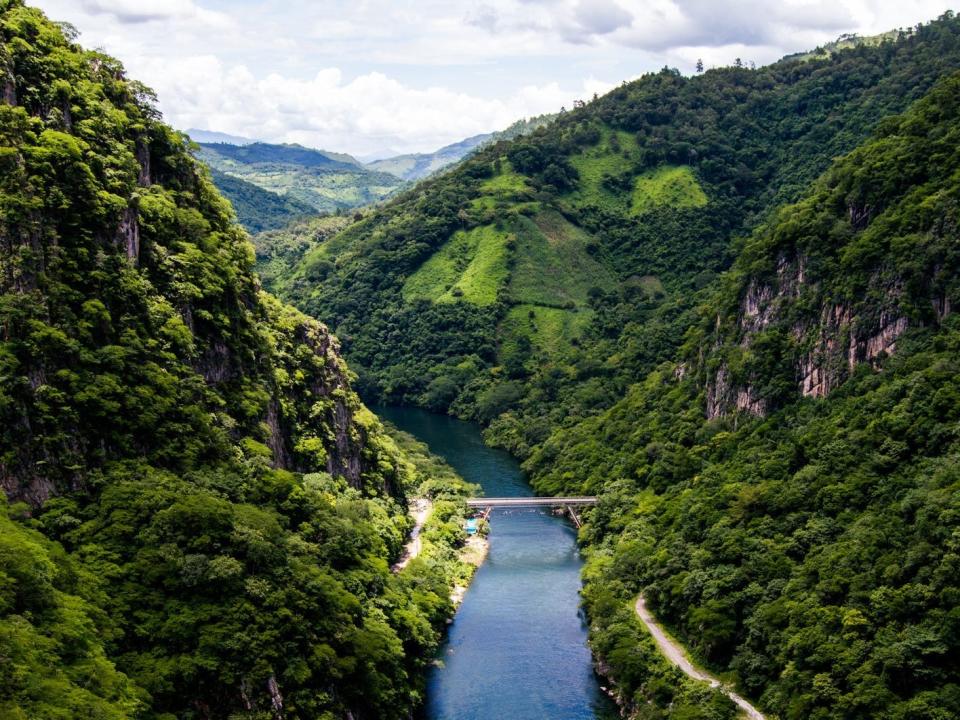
[632, 165, 708, 214]
[402, 225, 511, 305]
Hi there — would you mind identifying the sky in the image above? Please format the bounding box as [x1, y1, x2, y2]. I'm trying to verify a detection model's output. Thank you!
[32, 0, 958, 158]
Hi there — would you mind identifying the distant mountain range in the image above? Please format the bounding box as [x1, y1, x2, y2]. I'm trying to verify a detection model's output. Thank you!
[189, 115, 557, 232]
[195, 141, 403, 230]
[366, 133, 493, 181]
[366, 115, 556, 181]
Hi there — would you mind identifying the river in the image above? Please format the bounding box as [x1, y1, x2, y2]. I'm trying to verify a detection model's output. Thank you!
[376, 406, 619, 720]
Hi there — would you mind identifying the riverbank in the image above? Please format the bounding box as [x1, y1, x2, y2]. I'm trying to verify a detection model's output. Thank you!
[392, 498, 432, 572]
[378, 406, 618, 720]
[450, 533, 489, 607]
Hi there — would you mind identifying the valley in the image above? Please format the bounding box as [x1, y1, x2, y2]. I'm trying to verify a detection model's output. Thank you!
[2, 2, 960, 720]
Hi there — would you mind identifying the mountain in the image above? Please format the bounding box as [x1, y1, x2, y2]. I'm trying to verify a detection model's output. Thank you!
[0, 4, 473, 718]
[367, 133, 492, 181]
[368, 114, 557, 181]
[197, 118, 558, 232]
[197, 141, 402, 221]
[263, 16, 960, 716]
[208, 167, 315, 232]
[527, 71, 960, 719]
[186, 127, 257, 145]
[275, 13, 960, 446]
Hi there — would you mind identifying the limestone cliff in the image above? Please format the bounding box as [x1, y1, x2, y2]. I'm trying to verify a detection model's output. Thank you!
[700, 74, 960, 418]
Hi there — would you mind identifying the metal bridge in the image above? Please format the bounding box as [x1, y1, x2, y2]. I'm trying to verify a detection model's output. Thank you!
[465, 497, 597, 508]
[465, 496, 598, 527]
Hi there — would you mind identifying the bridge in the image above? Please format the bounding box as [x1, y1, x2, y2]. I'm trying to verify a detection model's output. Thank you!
[465, 497, 597, 508]
[466, 496, 598, 527]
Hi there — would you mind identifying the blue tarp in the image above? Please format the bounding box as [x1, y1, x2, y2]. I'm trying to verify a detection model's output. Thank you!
[465, 518, 479, 535]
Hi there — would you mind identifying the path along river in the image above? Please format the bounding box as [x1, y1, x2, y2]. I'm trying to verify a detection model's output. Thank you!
[377, 407, 619, 720]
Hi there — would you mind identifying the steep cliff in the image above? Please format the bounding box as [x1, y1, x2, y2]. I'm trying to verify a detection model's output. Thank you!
[702, 72, 960, 418]
[0, 5, 458, 719]
[0, 3, 392, 504]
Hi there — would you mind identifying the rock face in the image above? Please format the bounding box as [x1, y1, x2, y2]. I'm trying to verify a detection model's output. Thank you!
[704, 248, 950, 419]
[700, 73, 960, 420]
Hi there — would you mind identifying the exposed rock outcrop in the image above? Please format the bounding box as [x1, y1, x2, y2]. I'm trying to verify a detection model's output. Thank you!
[705, 252, 947, 419]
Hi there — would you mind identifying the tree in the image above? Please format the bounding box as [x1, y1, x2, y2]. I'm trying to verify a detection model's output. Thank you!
[696, 58, 704, 73]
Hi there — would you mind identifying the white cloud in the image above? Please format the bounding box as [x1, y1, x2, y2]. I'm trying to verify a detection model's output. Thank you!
[572, 0, 633, 36]
[31, 0, 958, 156]
[136, 55, 600, 155]
[77, 0, 231, 27]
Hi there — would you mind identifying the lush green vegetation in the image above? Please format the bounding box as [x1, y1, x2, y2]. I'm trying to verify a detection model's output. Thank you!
[0, 4, 476, 718]
[525, 71, 960, 719]
[207, 167, 315, 233]
[631, 165, 708, 214]
[254, 14, 960, 718]
[253, 214, 354, 292]
[274, 13, 960, 467]
[5, 2, 960, 718]
[198, 141, 403, 223]
[402, 225, 511, 306]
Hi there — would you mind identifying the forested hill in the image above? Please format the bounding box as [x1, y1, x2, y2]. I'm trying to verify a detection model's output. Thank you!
[256, 19, 960, 717]
[526, 71, 960, 720]
[0, 3, 470, 718]
[197, 140, 403, 223]
[274, 13, 960, 459]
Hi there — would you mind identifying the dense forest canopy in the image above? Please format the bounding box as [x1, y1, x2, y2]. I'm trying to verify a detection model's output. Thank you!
[0, 3, 474, 718]
[525, 72, 960, 719]
[3, 1, 960, 719]
[254, 11, 960, 719]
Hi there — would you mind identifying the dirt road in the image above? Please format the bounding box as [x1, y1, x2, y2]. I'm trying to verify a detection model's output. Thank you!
[391, 499, 431, 572]
[635, 596, 766, 720]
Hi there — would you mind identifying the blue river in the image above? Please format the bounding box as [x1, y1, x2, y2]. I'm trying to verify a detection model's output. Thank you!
[376, 407, 619, 720]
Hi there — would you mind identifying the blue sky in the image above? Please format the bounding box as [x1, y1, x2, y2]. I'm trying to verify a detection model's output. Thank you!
[32, 0, 957, 157]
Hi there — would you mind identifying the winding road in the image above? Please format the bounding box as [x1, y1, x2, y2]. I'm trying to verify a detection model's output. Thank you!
[635, 596, 766, 720]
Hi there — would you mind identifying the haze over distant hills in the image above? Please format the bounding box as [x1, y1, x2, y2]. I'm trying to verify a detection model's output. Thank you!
[192, 114, 558, 232]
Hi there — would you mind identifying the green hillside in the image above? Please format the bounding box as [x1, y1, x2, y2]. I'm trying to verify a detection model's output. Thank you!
[264, 21, 960, 714]
[277, 14, 960, 448]
[253, 213, 355, 291]
[5, 2, 960, 719]
[208, 167, 315, 232]
[197, 141, 404, 223]
[526, 72, 960, 719]
[0, 4, 473, 718]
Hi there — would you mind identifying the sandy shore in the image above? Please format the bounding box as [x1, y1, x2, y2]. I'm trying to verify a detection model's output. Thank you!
[450, 534, 489, 607]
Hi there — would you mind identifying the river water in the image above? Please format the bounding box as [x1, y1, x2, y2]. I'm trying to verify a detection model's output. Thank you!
[376, 407, 618, 720]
